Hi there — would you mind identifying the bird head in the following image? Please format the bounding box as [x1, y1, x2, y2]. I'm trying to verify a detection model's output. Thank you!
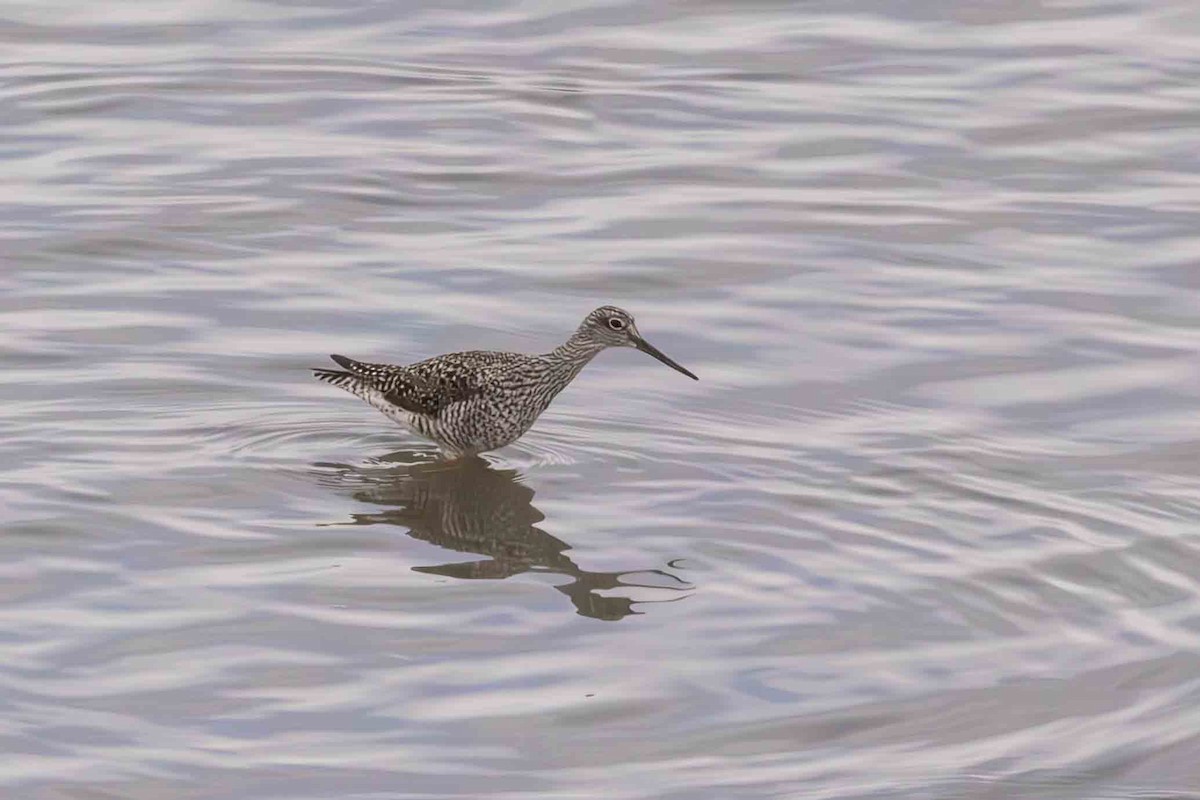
[579, 305, 698, 380]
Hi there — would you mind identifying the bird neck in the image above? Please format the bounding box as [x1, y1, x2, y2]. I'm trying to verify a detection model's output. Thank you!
[544, 330, 605, 384]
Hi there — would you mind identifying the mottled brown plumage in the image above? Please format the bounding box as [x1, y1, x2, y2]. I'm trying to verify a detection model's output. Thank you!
[313, 305, 697, 457]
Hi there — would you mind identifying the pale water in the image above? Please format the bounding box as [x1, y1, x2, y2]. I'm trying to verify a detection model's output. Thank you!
[4, 1, 1200, 798]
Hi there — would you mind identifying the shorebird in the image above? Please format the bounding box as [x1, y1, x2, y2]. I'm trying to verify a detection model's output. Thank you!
[313, 305, 697, 457]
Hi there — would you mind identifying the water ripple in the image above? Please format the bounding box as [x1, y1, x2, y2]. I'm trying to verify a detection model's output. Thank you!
[4, 0, 1200, 797]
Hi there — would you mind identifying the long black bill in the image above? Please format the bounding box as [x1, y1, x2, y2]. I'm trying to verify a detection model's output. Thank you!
[634, 337, 699, 381]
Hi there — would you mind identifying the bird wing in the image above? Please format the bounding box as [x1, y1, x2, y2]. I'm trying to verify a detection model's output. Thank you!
[328, 352, 514, 417]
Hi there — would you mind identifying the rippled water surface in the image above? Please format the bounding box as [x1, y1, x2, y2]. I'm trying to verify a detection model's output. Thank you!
[5, 1, 1200, 797]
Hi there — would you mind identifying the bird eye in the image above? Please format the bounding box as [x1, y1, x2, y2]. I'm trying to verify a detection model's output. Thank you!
[607, 318, 626, 330]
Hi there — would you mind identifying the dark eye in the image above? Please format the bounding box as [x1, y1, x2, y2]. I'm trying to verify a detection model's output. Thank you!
[607, 317, 626, 330]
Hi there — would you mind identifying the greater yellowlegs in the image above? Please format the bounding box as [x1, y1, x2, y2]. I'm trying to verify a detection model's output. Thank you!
[313, 305, 697, 457]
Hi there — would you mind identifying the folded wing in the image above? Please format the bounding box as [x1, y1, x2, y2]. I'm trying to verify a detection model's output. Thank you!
[327, 353, 483, 417]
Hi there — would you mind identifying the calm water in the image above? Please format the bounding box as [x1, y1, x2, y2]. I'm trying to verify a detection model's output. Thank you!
[4, 1, 1200, 798]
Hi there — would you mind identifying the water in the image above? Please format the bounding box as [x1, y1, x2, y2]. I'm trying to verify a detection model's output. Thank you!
[4, 1, 1200, 797]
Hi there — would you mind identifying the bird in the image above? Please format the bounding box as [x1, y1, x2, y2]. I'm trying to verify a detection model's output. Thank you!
[312, 305, 698, 457]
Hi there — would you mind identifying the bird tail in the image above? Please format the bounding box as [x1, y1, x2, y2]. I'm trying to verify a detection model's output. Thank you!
[312, 365, 369, 400]
[328, 353, 399, 380]
[313, 354, 389, 400]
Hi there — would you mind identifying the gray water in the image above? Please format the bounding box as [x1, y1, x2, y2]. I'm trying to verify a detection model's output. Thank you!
[4, 1, 1200, 798]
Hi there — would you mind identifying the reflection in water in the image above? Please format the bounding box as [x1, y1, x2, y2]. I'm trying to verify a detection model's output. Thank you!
[315, 453, 690, 621]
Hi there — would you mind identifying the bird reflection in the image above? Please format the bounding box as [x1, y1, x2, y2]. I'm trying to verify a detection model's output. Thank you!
[315, 452, 690, 621]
